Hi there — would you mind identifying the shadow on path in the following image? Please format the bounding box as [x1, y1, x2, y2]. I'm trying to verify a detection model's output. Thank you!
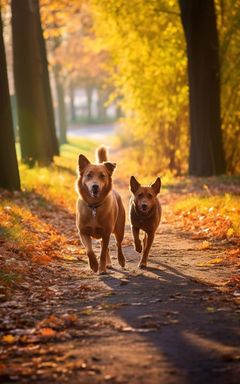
[100, 258, 240, 383]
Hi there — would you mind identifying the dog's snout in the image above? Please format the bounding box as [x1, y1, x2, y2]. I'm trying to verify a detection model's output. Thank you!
[92, 184, 99, 196]
[141, 203, 148, 211]
[92, 184, 99, 193]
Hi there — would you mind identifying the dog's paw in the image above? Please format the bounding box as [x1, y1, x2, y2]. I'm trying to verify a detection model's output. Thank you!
[99, 261, 108, 275]
[98, 260, 107, 274]
[88, 255, 99, 273]
[138, 262, 147, 269]
[118, 253, 126, 268]
[135, 242, 142, 253]
[99, 271, 108, 276]
[106, 264, 113, 269]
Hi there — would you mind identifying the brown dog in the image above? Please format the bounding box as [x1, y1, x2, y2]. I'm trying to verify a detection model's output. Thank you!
[129, 176, 161, 268]
[76, 146, 125, 274]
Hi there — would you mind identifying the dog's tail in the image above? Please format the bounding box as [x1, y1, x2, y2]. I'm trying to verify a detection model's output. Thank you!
[96, 146, 108, 163]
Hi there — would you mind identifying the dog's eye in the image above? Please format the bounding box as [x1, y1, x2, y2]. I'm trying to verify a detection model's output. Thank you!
[99, 173, 106, 179]
[147, 193, 153, 199]
[86, 173, 92, 179]
[138, 193, 144, 198]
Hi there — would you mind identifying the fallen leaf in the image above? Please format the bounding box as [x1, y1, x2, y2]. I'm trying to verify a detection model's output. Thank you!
[39, 328, 56, 337]
[228, 249, 240, 258]
[206, 307, 215, 313]
[2, 334, 16, 343]
[32, 254, 52, 264]
[121, 326, 135, 332]
[209, 257, 223, 264]
[198, 241, 211, 250]
[227, 228, 234, 237]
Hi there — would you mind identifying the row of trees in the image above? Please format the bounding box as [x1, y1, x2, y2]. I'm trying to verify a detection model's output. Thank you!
[41, 0, 111, 140]
[0, 0, 239, 190]
[91, 0, 239, 176]
[0, 0, 112, 191]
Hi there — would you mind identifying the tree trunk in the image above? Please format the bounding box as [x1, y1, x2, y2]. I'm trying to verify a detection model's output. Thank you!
[53, 64, 67, 145]
[69, 83, 76, 122]
[0, 10, 20, 190]
[98, 88, 107, 120]
[86, 86, 93, 122]
[11, 0, 54, 166]
[179, 0, 226, 176]
[36, 1, 59, 156]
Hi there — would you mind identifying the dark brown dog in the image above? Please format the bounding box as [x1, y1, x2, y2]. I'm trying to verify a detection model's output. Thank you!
[129, 176, 161, 268]
[76, 146, 125, 274]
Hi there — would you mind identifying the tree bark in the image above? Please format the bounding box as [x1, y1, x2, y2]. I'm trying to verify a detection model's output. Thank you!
[53, 64, 67, 145]
[179, 0, 226, 176]
[0, 9, 20, 190]
[11, 0, 54, 166]
[36, 0, 59, 156]
[98, 88, 107, 120]
[86, 86, 93, 122]
[69, 83, 76, 122]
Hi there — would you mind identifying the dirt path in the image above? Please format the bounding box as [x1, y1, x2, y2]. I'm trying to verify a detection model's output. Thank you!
[1, 183, 240, 384]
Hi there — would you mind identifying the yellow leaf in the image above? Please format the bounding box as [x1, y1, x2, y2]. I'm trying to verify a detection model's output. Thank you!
[198, 241, 211, 250]
[206, 307, 215, 313]
[210, 258, 223, 264]
[227, 228, 234, 237]
[2, 334, 15, 343]
[196, 257, 223, 267]
[196, 262, 208, 267]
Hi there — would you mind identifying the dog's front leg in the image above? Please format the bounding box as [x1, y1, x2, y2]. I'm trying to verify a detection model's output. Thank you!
[101, 240, 111, 268]
[139, 232, 154, 268]
[99, 234, 110, 274]
[80, 233, 98, 272]
[131, 226, 142, 253]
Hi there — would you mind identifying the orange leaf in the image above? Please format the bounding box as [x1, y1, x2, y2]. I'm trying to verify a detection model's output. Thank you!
[228, 249, 240, 258]
[32, 254, 52, 264]
[39, 328, 56, 337]
[2, 334, 15, 343]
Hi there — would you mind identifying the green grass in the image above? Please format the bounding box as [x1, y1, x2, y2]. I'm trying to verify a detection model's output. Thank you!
[60, 137, 98, 161]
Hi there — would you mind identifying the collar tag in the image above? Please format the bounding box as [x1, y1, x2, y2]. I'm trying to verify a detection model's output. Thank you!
[92, 207, 97, 217]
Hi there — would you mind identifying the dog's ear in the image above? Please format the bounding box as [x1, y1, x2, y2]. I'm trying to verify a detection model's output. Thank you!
[104, 162, 116, 175]
[78, 154, 90, 174]
[151, 177, 161, 195]
[130, 176, 140, 193]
